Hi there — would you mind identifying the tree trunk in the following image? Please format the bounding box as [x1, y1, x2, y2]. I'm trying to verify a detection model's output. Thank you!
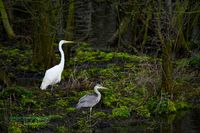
[65, 0, 74, 40]
[65, 0, 75, 61]
[161, 43, 173, 94]
[0, 70, 11, 88]
[107, 16, 130, 47]
[157, 1, 173, 97]
[0, 0, 15, 39]
[32, 1, 55, 69]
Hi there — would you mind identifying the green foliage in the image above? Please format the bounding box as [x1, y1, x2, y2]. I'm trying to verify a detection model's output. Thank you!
[57, 126, 67, 133]
[48, 115, 63, 121]
[0, 47, 33, 72]
[155, 98, 168, 114]
[8, 122, 22, 133]
[55, 99, 68, 108]
[189, 55, 200, 68]
[1, 86, 33, 100]
[137, 106, 151, 118]
[21, 95, 37, 108]
[103, 90, 119, 108]
[66, 107, 76, 113]
[69, 44, 152, 67]
[155, 98, 177, 114]
[175, 101, 189, 110]
[76, 118, 91, 132]
[112, 106, 131, 119]
[93, 111, 107, 119]
[168, 100, 177, 113]
[24, 122, 48, 129]
[0, 44, 196, 132]
[146, 97, 159, 112]
[9, 115, 63, 130]
[10, 115, 63, 122]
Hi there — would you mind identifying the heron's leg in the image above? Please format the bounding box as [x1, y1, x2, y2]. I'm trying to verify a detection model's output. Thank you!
[89, 107, 92, 120]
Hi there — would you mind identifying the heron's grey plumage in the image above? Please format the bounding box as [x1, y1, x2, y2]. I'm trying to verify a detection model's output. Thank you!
[76, 93, 101, 109]
[76, 84, 108, 118]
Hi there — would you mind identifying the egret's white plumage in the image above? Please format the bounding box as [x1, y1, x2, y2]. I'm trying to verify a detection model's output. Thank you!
[40, 40, 74, 90]
[76, 84, 108, 117]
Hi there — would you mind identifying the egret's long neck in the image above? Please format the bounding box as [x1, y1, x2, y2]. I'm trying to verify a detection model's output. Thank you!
[59, 43, 65, 68]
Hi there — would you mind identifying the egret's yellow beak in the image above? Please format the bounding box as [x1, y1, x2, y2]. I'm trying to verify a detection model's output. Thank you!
[64, 41, 75, 44]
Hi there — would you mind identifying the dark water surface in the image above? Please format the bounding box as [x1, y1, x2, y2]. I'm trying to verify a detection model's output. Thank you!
[95, 108, 200, 133]
[1, 107, 200, 132]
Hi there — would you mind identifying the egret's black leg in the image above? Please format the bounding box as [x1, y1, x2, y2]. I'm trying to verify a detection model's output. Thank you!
[51, 85, 55, 95]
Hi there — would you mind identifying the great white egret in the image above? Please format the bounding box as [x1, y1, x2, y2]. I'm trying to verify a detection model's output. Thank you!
[76, 84, 108, 118]
[40, 40, 74, 90]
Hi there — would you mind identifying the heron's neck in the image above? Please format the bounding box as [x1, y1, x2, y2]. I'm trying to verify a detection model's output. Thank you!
[94, 88, 101, 97]
[59, 43, 65, 68]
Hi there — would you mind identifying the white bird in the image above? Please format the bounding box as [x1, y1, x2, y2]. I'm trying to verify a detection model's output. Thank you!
[40, 40, 74, 90]
[76, 84, 108, 118]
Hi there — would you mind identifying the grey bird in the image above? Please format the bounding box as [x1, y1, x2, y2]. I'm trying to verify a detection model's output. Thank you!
[76, 84, 108, 118]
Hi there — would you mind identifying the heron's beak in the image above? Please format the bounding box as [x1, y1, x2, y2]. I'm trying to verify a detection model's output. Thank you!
[101, 87, 108, 90]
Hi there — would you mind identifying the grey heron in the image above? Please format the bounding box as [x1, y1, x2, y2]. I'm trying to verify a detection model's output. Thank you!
[76, 84, 108, 118]
[40, 40, 75, 90]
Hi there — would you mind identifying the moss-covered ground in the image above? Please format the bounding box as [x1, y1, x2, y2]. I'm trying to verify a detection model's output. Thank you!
[0, 43, 200, 132]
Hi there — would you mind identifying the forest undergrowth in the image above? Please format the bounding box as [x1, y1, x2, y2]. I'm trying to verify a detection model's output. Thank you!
[0, 43, 200, 132]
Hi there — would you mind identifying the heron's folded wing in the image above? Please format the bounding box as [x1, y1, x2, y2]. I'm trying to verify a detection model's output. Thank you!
[78, 93, 97, 103]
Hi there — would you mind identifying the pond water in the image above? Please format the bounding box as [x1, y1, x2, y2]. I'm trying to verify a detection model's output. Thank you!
[1, 107, 199, 132]
[95, 108, 200, 133]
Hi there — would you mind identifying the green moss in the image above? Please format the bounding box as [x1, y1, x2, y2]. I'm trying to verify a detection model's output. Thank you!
[155, 98, 179, 114]
[24, 122, 48, 129]
[2, 86, 33, 99]
[1, 44, 195, 131]
[21, 95, 37, 108]
[10, 115, 63, 123]
[55, 99, 68, 108]
[76, 118, 91, 132]
[48, 115, 63, 121]
[104, 91, 119, 108]
[66, 107, 76, 113]
[175, 101, 190, 110]
[8, 122, 23, 133]
[93, 111, 107, 118]
[112, 106, 131, 119]
[189, 54, 200, 67]
[57, 126, 67, 133]
[137, 106, 151, 118]
[168, 100, 177, 113]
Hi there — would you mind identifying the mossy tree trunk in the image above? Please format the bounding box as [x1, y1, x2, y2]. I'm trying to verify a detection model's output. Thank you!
[0, 0, 15, 39]
[65, 0, 75, 61]
[32, 1, 55, 69]
[156, 0, 173, 97]
[156, 0, 194, 98]
[161, 43, 173, 95]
